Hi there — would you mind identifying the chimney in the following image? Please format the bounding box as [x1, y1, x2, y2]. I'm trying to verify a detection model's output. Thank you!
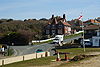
[54, 18, 57, 24]
[52, 15, 54, 19]
[63, 14, 66, 19]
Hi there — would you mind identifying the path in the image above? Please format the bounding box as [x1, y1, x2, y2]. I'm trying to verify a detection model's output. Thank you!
[69, 54, 100, 67]
[33, 52, 100, 67]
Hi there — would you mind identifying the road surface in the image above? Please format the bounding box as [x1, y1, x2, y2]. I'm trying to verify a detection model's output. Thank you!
[11, 43, 55, 56]
[11, 35, 81, 56]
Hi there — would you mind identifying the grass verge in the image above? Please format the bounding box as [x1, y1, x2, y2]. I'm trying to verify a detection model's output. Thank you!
[1, 56, 56, 67]
[1, 48, 100, 67]
[64, 33, 82, 39]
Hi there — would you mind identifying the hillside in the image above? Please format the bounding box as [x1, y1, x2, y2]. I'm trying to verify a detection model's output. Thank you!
[0, 18, 49, 45]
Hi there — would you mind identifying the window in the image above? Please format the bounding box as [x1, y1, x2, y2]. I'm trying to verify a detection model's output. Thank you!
[95, 39, 98, 42]
[46, 30, 49, 34]
[58, 25, 63, 28]
[52, 25, 55, 29]
[58, 29, 62, 34]
[52, 30, 56, 35]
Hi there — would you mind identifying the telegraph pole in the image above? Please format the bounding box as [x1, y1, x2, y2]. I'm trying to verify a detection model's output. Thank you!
[82, 18, 85, 52]
[78, 12, 85, 52]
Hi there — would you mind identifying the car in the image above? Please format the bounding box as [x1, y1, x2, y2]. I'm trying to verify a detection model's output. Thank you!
[36, 49, 43, 53]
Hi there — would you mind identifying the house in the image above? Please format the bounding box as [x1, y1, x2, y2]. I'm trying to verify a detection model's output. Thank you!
[80, 25, 100, 47]
[84, 25, 100, 39]
[45, 14, 71, 35]
[68, 19, 82, 33]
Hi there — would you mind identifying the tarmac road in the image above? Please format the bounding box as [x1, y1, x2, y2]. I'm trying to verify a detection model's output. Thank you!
[11, 43, 55, 56]
[11, 35, 81, 56]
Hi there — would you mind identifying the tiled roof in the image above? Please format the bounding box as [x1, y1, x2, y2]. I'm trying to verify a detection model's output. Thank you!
[84, 19, 100, 23]
[84, 25, 100, 30]
[63, 22, 71, 26]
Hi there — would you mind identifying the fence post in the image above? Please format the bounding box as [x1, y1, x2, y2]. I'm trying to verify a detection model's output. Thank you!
[23, 56, 25, 61]
[41, 54, 43, 58]
[36, 53, 37, 58]
[45, 52, 48, 57]
[65, 53, 69, 61]
[56, 52, 61, 61]
[2, 60, 4, 66]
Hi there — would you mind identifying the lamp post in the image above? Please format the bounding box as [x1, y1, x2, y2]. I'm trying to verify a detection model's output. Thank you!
[7, 33, 10, 56]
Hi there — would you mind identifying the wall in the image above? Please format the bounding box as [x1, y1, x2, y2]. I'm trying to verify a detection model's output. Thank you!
[0, 51, 50, 66]
[92, 36, 100, 46]
[32, 38, 54, 43]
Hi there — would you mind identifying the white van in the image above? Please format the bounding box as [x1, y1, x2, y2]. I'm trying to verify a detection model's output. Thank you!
[53, 35, 64, 44]
[81, 39, 92, 47]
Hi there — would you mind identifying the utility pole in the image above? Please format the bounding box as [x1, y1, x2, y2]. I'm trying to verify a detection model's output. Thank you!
[78, 12, 85, 52]
[82, 19, 85, 52]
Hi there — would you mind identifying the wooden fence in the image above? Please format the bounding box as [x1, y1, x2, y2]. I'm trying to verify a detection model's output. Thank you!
[0, 51, 50, 66]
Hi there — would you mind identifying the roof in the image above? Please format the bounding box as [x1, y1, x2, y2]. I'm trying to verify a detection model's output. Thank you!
[50, 15, 71, 26]
[63, 22, 71, 26]
[84, 25, 100, 30]
[84, 19, 100, 23]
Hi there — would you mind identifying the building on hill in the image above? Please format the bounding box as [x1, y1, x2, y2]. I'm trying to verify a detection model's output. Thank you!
[83, 25, 100, 39]
[44, 14, 71, 35]
[68, 19, 82, 33]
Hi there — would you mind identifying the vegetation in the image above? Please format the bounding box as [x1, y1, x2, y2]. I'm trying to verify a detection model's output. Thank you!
[7, 48, 14, 56]
[56, 48, 100, 58]
[2, 56, 56, 67]
[0, 19, 49, 45]
[64, 33, 82, 39]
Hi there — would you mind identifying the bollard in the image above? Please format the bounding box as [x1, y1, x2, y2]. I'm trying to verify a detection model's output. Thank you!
[56, 52, 60, 61]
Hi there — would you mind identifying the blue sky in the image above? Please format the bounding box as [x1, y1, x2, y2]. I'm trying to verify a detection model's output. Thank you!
[0, 0, 100, 21]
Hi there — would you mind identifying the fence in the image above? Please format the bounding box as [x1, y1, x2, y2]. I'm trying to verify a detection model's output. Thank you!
[75, 31, 83, 34]
[0, 51, 50, 66]
[32, 38, 54, 43]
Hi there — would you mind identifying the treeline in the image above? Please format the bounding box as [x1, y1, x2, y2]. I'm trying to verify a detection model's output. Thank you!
[0, 18, 49, 45]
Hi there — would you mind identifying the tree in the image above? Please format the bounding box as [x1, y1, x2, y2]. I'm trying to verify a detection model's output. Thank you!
[0, 32, 30, 45]
[7, 19, 13, 22]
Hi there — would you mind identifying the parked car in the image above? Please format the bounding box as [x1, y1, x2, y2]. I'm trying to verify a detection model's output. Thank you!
[80, 39, 92, 47]
[36, 49, 43, 53]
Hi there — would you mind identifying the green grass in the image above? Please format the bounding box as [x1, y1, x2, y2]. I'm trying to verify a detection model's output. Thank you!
[57, 48, 100, 59]
[1, 56, 56, 67]
[7, 48, 14, 56]
[56, 48, 100, 67]
[64, 33, 82, 39]
[1, 48, 100, 67]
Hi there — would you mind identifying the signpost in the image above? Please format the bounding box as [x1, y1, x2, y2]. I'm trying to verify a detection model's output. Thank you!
[78, 14, 85, 52]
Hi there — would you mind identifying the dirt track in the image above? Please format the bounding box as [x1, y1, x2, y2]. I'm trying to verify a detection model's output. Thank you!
[69, 55, 100, 67]
[34, 52, 100, 67]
